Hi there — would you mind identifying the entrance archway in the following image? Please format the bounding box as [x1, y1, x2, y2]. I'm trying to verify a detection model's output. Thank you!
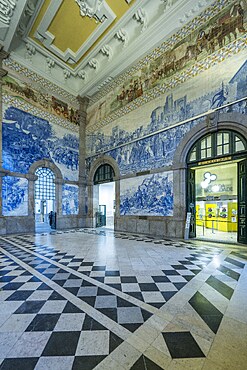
[35, 167, 55, 232]
[88, 156, 120, 229]
[186, 130, 247, 244]
[29, 159, 63, 233]
[94, 164, 115, 228]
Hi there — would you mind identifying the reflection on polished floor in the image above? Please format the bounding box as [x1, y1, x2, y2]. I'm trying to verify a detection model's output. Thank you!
[196, 225, 237, 243]
[0, 229, 246, 370]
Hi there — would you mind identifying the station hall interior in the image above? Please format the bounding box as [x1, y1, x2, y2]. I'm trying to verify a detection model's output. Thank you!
[0, 0, 247, 369]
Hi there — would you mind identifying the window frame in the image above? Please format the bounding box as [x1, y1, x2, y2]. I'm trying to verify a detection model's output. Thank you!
[35, 167, 55, 200]
[187, 130, 247, 164]
[94, 164, 115, 184]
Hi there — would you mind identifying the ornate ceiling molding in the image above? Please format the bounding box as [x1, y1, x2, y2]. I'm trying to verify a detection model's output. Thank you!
[75, 0, 104, 22]
[34, 0, 117, 64]
[3, 0, 227, 101]
[0, 0, 16, 25]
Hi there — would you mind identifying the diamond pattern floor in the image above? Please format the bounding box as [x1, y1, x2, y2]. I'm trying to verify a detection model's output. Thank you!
[0, 229, 246, 369]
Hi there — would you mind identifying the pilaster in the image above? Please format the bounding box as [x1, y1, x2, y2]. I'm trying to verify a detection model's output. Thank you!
[0, 46, 9, 217]
[77, 96, 90, 218]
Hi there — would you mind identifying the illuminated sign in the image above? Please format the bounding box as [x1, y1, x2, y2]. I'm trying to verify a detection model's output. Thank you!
[198, 156, 232, 166]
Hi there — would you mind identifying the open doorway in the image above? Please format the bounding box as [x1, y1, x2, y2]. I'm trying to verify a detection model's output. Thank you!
[93, 164, 115, 229]
[99, 182, 115, 229]
[187, 130, 247, 244]
[194, 162, 237, 243]
[35, 167, 55, 233]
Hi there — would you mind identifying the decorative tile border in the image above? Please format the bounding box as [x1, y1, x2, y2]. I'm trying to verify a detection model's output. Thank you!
[3, 58, 78, 107]
[3, 94, 79, 133]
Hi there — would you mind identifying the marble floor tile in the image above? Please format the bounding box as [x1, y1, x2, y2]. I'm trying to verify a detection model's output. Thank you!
[0, 231, 246, 369]
[76, 330, 109, 356]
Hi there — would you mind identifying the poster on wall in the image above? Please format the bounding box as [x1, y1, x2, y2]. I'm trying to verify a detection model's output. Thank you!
[2, 177, 28, 216]
[120, 171, 173, 216]
[62, 184, 79, 215]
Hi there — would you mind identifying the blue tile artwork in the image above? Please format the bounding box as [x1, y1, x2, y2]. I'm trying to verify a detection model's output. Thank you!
[120, 172, 173, 216]
[62, 185, 79, 215]
[87, 119, 197, 176]
[2, 176, 28, 216]
[86, 62, 247, 175]
[2, 106, 79, 181]
[87, 59, 247, 157]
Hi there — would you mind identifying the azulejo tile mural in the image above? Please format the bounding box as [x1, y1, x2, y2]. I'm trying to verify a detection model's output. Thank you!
[62, 185, 79, 215]
[120, 172, 173, 216]
[86, 50, 247, 176]
[86, 98, 247, 177]
[87, 0, 247, 129]
[2, 177, 28, 216]
[2, 71, 79, 117]
[2, 105, 79, 181]
[87, 54, 247, 157]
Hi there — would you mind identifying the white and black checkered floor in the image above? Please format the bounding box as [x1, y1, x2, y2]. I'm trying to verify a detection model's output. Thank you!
[0, 228, 246, 369]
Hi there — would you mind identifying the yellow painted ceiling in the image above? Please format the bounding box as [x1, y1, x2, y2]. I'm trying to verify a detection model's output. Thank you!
[30, 0, 135, 68]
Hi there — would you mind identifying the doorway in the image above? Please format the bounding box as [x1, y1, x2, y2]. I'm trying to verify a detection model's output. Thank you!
[194, 162, 237, 242]
[93, 164, 115, 229]
[35, 167, 55, 233]
[187, 130, 247, 244]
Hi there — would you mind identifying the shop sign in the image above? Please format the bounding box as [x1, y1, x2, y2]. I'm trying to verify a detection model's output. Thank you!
[198, 156, 232, 166]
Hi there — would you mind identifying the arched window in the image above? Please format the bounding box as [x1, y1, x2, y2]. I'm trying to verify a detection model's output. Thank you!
[35, 167, 55, 200]
[94, 164, 115, 184]
[188, 131, 247, 163]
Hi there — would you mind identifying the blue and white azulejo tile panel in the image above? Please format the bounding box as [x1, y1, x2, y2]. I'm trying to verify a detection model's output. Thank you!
[2, 105, 79, 181]
[2, 176, 28, 216]
[62, 184, 79, 215]
[120, 171, 173, 216]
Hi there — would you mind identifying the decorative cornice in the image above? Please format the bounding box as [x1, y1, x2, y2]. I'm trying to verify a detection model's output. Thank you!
[77, 69, 87, 79]
[0, 0, 16, 25]
[88, 58, 98, 70]
[77, 96, 90, 112]
[46, 57, 55, 69]
[133, 8, 147, 32]
[100, 45, 112, 59]
[75, 0, 104, 22]
[63, 69, 71, 79]
[114, 29, 128, 46]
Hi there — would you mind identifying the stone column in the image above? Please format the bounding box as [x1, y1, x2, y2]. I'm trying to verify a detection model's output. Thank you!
[77, 96, 90, 227]
[0, 46, 9, 223]
[27, 174, 38, 217]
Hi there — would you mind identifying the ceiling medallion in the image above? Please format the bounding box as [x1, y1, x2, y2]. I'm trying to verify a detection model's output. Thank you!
[75, 0, 104, 22]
